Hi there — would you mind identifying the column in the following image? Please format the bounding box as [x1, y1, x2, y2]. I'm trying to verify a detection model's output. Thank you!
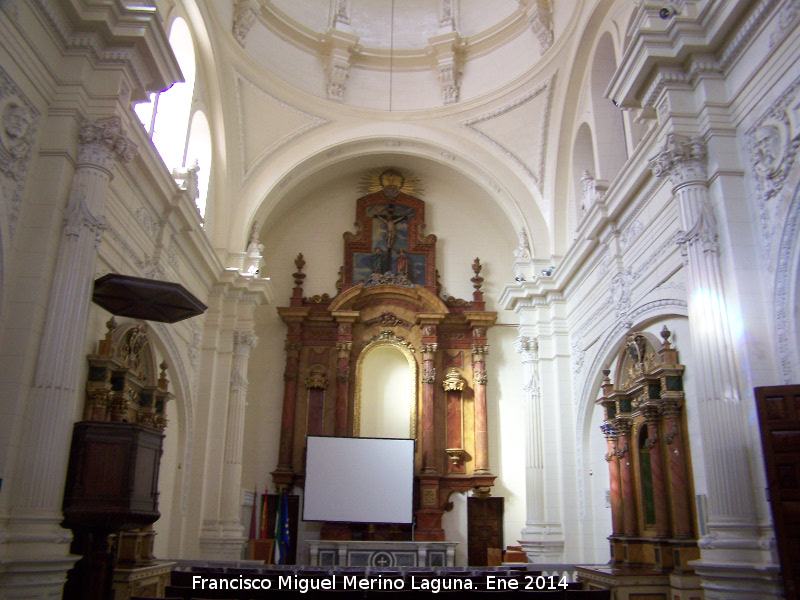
[662, 398, 693, 538]
[601, 423, 623, 538]
[515, 336, 545, 527]
[219, 330, 258, 546]
[275, 338, 301, 478]
[615, 416, 637, 537]
[332, 312, 358, 437]
[420, 340, 438, 474]
[649, 134, 759, 549]
[6, 116, 134, 562]
[643, 404, 670, 538]
[471, 339, 490, 475]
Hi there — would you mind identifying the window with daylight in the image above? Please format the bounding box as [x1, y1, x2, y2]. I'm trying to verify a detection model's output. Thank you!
[134, 17, 210, 218]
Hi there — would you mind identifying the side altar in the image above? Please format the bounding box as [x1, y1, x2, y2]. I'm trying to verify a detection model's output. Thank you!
[270, 168, 499, 543]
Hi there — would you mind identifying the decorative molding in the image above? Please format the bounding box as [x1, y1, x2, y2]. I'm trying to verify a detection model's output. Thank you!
[513, 230, 532, 260]
[0, 67, 40, 238]
[332, 0, 351, 27]
[135, 206, 161, 240]
[770, 0, 800, 48]
[64, 191, 106, 248]
[775, 179, 800, 383]
[745, 72, 800, 257]
[518, 0, 554, 54]
[233, 0, 260, 48]
[233, 330, 258, 353]
[461, 75, 554, 192]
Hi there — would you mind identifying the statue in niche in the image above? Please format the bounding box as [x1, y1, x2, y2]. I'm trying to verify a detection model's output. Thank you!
[374, 204, 406, 250]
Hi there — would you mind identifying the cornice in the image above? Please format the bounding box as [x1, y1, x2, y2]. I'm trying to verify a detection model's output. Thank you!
[608, 0, 773, 110]
[31, 0, 182, 101]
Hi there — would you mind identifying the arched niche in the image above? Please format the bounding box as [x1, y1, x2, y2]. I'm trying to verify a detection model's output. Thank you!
[355, 341, 417, 439]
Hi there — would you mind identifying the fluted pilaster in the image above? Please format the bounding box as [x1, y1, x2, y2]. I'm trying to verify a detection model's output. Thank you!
[11, 116, 135, 525]
[650, 134, 757, 549]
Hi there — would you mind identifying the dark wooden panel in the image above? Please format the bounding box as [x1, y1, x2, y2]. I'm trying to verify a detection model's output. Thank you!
[756, 385, 800, 600]
[468, 496, 503, 566]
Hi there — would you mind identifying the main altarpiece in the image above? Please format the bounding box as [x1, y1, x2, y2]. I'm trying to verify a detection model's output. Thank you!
[271, 168, 498, 542]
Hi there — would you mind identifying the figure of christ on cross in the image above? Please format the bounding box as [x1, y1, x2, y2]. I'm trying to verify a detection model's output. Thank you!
[374, 205, 406, 251]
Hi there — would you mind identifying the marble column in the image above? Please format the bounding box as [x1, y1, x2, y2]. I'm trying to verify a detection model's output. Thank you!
[643, 404, 670, 538]
[662, 398, 693, 538]
[420, 341, 438, 473]
[602, 423, 623, 538]
[615, 417, 637, 537]
[7, 116, 134, 556]
[219, 330, 258, 545]
[332, 313, 358, 436]
[471, 341, 490, 474]
[649, 134, 758, 548]
[276, 338, 301, 477]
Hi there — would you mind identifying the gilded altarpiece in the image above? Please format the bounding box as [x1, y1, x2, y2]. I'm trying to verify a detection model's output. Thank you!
[580, 328, 702, 599]
[271, 169, 497, 541]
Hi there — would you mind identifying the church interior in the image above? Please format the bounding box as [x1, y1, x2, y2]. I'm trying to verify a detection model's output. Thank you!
[1, 0, 799, 599]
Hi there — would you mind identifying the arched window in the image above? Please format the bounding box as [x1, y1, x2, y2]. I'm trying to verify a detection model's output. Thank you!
[134, 17, 210, 218]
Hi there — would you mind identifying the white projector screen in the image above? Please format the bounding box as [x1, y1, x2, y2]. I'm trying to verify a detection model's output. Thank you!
[303, 435, 415, 524]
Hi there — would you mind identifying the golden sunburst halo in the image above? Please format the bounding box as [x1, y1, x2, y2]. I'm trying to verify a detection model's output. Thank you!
[358, 167, 423, 197]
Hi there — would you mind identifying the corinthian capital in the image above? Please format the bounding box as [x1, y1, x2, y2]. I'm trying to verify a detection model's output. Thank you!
[233, 330, 258, 353]
[648, 133, 707, 188]
[514, 336, 538, 361]
[79, 116, 136, 169]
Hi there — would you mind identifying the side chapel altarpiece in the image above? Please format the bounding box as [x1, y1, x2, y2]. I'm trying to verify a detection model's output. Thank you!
[271, 169, 497, 541]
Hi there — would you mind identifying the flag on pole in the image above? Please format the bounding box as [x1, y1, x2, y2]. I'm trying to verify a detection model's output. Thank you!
[273, 492, 290, 564]
[259, 491, 269, 539]
[248, 486, 258, 540]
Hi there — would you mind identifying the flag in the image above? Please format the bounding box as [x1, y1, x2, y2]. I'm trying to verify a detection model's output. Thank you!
[260, 492, 269, 539]
[248, 486, 258, 540]
[273, 492, 290, 565]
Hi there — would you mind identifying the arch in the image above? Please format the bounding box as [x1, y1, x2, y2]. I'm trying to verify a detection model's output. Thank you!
[590, 32, 626, 182]
[574, 301, 688, 558]
[225, 126, 550, 260]
[775, 181, 800, 383]
[354, 341, 418, 439]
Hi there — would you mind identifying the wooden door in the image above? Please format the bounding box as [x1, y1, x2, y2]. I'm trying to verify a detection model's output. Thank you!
[755, 385, 800, 600]
[468, 496, 503, 566]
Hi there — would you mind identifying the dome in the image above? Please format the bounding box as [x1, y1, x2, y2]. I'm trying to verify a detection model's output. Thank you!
[221, 0, 566, 110]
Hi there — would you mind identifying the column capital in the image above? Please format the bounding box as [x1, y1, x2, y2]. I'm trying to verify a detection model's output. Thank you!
[648, 133, 707, 188]
[233, 330, 258, 353]
[78, 116, 136, 169]
[514, 335, 539, 360]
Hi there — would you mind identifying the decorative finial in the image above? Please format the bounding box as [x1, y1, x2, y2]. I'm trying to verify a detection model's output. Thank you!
[661, 325, 671, 347]
[435, 269, 443, 297]
[293, 253, 306, 287]
[471, 258, 484, 291]
[335, 266, 343, 294]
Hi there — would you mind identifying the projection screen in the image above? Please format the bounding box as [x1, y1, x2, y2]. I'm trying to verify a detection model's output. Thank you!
[303, 435, 415, 524]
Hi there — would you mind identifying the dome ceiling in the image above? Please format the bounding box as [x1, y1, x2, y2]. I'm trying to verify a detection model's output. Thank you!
[224, 0, 563, 111]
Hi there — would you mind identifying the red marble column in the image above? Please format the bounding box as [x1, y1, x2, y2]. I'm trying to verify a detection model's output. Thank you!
[643, 404, 670, 538]
[443, 368, 466, 474]
[305, 369, 328, 437]
[472, 342, 490, 474]
[276, 338, 301, 474]
[602, 423, 623, 537]
[332, 313, 357, 436]
[662, 399, 693, 538]
[420, 341, 438, 474]
[615, 417, 637, 536]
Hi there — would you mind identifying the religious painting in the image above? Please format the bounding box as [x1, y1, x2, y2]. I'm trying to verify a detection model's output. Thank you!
[342, 168, 437, 293]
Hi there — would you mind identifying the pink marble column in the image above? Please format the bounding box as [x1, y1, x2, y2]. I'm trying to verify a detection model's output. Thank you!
[472, 340, 490, 474]
[643, 404, 670, 538]
[662, 399, 693, 538]
[420, 340, 438, 473]
[602, 423, 623, 537]
[615, 417, 637, 536]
